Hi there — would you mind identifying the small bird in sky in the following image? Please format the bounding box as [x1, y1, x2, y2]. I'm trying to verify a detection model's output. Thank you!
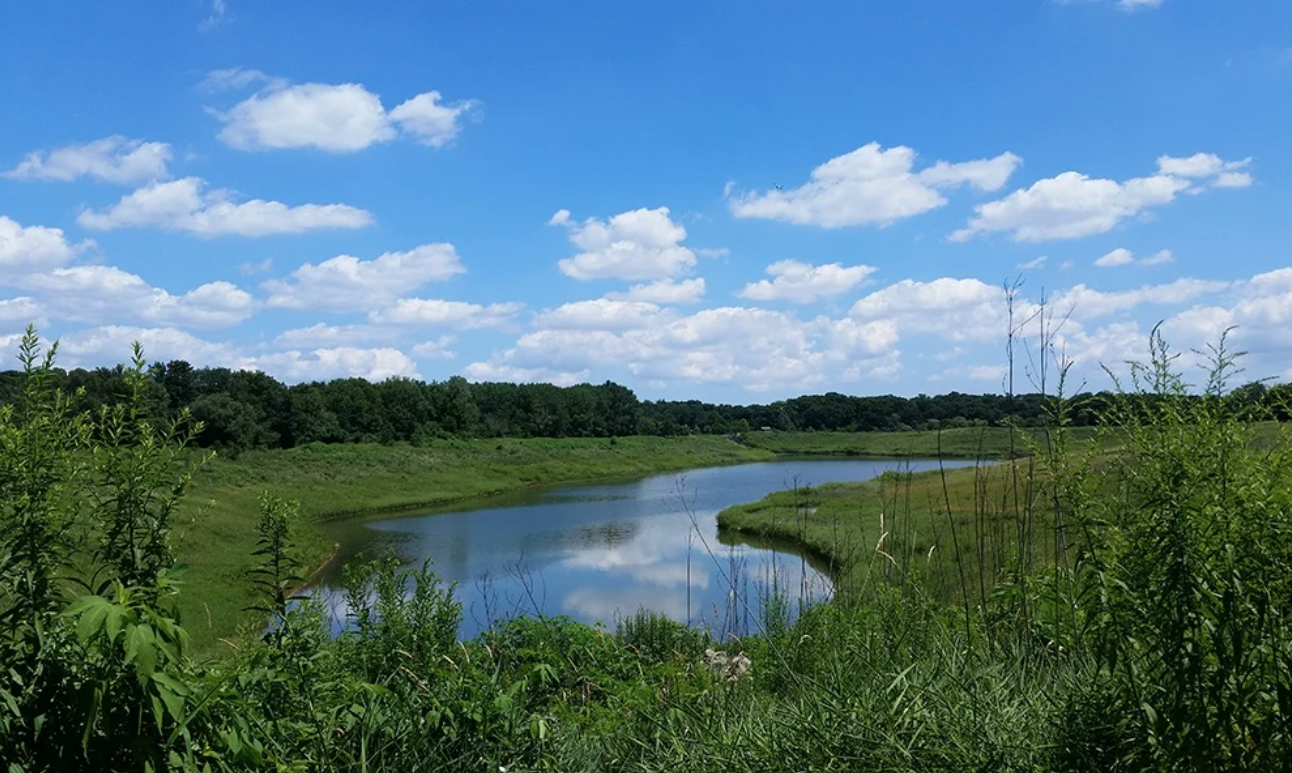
[774, 183, 783, 190]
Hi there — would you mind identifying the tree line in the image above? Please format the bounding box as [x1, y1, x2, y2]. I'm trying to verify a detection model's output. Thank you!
[0, 358, 1287, 453]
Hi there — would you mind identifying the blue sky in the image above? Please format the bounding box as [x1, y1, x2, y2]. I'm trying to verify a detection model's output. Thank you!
[2, 0, 1290, 400]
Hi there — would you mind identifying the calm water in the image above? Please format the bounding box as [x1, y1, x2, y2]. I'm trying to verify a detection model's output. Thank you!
[313, 458, 965, 638]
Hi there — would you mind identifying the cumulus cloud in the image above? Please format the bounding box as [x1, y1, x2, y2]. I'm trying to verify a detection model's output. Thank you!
[0, 297, 44, 326]
[411, 335, 457, 360]
[0, 216, 85, 270]
[968, 364, 1009, 382]
[58, 326, 251, 370]
[271, 323, 396, 348]
[253, 347, 420, 381]
[728, 143, 1021, 228]
[77, 177, 373, 237]
[263, 243, 465, 312]
[463, 361, 590, 387]
[4, 136, 171, 184]
[1158, 268, 1292, 363]
[1094, 247, 1174, 267]
[952, 171, 1190, 242]
[468, 306, 902, 392]
[552, 207, 697, 281]
[15, 265, 255, 328]
[1157, 153, 1251, 183]
[1052, 278, 1229, 319]
[534, 299, 674, 331]
[369, 299, 524, 328]
[954, 154, 1251, 242]
[850, 277, 1016, 342]
[739, 260, 877, 303]
[56, 326, 421, 383]
[210, 70, 479, 152]
[605, 278, 706, 305]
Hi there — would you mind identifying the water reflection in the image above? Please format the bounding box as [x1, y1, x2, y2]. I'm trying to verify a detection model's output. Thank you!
[314, 458, 969, 638]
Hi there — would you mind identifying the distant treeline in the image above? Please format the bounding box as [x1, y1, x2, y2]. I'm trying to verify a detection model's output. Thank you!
[0, 360, 1287, 453]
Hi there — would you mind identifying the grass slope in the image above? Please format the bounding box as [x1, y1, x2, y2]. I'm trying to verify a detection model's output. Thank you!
[741, 426, 1097, 458]
[718, 457, 1060, 604]
[177, 436, 771, 653]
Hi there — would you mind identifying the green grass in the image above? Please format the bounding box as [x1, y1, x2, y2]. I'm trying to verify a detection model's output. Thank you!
[717, 463, 1017, 602]
[176, 435, 772, 654]
[741, 425, 1097, 458]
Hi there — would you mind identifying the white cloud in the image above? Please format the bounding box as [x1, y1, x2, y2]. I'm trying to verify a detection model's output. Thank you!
[534, 299, 674, 331]
[0, 297, 44, 326]
[263, 243, 464, 311]
[253, 347, 420, 382]
[1052, 278, 1229, 319]
[552, 207, 697, 281]
[728, 143, 1021, 228]
[412, 335, 457, 360]
[951, 170, 1191, 242]
[16, 265, 255, 328]
[918, 153, 1024, 191]
[200, 68, 285, 92]
[4, 136, 172, 184]
[369, 299, 524, 328]
[272, 323, 395, 348]
[77, 177, 373, 237]
[738, 259, 877, 303]
[463, 361, 590, 387]
[1156, 152, 1250, 179]
[468, 305, 902, 392]
[850, 277, 1015, 342]
[52, 327, 421, 383]
[1060, 0, 1164, 11]
[387, 92, 480, 148]
[58, 326, 251, 370]
[200, 0, 228, 30]
[239, 258, 273, 275]
[0, 216, 85, 270]
[605, 278, 706, 305]
[954, 154, 1252, 242]
[211, 74, 478, 152]
[968, 364, 1009, 382]
[1094, 248, 1135, 267]
[1214, 171, 1254, 189]
[1017, 256, 1048, 270]
[1138, 249, 1174, 266]
[1161, 269, 1292, 362]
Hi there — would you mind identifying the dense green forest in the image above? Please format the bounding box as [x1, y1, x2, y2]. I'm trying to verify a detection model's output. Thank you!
[1, 359, 1287, 454]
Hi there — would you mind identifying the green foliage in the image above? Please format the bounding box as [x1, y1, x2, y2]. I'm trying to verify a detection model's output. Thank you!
[3, 326, 1291, 771]
[0, 329, 203, 771]
[247, 494, 304, 622]
[1070, 330, 1292, 770]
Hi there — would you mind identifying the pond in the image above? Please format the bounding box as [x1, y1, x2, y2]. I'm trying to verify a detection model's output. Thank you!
[312, 458, 967, 638]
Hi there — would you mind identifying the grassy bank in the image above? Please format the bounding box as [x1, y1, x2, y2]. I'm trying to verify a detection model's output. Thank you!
[178, 435, 772, 653]
[718, 460, 1048, 605]
[740, 425, 1097, 458]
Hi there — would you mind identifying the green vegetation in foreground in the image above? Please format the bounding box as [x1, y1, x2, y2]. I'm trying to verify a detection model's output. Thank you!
[741, 425, 1098, 458]
[179, 435, 772, 652]
[8, 328, 1292, 771]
